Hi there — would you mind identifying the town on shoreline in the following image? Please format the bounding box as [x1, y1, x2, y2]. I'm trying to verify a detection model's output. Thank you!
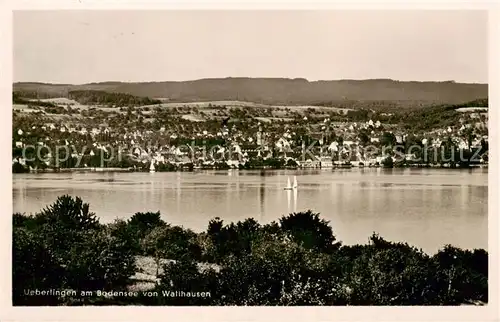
[12, 94, 489, 173]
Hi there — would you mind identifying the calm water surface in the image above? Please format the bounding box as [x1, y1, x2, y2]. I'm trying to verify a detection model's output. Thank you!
[12, 168, 488, 254]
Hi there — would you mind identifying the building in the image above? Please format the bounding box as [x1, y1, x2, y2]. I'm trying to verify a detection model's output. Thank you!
[343, 140, 355, 146]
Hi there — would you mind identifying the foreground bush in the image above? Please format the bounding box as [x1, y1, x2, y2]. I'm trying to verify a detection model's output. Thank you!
[12, 196, 136, 305]
[12, 228, 64, 305]
[63, 225, 136, 292]
[279, 210, 341, 253]
[12, 196, 488, 306]
[126, 211, 167, 254]
[144, 216, 488, 306]
[142, 225, 202, 276]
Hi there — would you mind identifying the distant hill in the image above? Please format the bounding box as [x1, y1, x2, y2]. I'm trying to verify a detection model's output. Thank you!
[13, 78, 488, 109]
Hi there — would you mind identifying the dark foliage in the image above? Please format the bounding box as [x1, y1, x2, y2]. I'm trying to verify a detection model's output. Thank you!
[431, 245, 488, 304]
[63, 226, 136, 291]
[127, 212, 166, 239]
[12, 198, 488, 306]
[143, 225, 202, 276]
[68, 90, 161, 107]
[12, 196, 136, 305]
[34, 195, 100, 231]
[12, 162, 29, 173]
[279, 210, 341, 253]
[204, 217, 262, 263]
[12, 228, 64, 305]
[13, 92, 57, 107]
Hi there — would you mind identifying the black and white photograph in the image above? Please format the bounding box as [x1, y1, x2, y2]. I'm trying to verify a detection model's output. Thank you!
[6, 7, 496, 312]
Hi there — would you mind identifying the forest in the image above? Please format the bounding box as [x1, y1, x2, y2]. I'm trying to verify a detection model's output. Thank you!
[12, 92, 57, 107]
[67, 90, 162, 107]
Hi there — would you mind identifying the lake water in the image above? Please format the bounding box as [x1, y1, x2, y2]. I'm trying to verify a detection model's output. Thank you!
[12, 168, 488, 254]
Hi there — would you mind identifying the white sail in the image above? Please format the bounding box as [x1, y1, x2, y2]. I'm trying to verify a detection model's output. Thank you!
[293, 187, 298, 212]
[287, 189, 292, 212]
[149, 160, 155, 172]
[293, 176, 298, 189]
[287, 177, 291, 188]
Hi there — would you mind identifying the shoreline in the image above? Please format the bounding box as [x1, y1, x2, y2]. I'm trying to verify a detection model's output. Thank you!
[13, 163, 489, 174]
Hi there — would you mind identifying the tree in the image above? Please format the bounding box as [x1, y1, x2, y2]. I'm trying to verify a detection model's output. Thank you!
[286, 158, 299, 168]
[154, 259, 217, 305]
[12, 197, 137, 305]
[462, 128, 475, 151]
[30, 196, 101, 257]
[480, 138, 488, 152]
[127, 211, 167, 246]
[346, 234, 440, 305]
[34, 195, 100, 231]
[358, 131, 370, 146]
[336, 135, 344, 147]
[205, 218, 260, 263]
[64, 227, 136, 292]
[404, 134, 422, 152]
[381, 156, 394, 168]
[143, 225, 201, 276]
[431, 245, 488, 304]
[12, 227, 64, 305]
[12, 162, 29, 173]
[279, 211, 341, 253]
[380, 132, 396, 147]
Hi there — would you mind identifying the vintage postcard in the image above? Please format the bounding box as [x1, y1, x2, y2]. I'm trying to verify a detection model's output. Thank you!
[1, 1, 499, 321]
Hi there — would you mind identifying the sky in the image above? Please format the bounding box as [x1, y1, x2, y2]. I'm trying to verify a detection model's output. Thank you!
[13, 10, 488, 84]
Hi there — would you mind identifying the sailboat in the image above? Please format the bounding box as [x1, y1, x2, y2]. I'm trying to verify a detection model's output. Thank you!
[284, 176, 298, 190]
[293, 185, 298, 212]
[149, 160, 156, 173]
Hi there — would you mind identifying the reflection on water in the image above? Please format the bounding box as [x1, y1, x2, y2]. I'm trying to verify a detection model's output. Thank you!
[12, 168, 488, 254]
[260, 179, 265, 222]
